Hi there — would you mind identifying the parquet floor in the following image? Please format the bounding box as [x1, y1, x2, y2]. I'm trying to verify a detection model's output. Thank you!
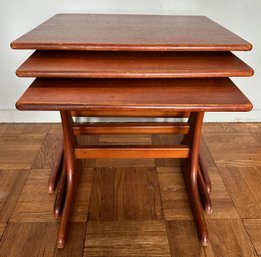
[0, 123, 260, 257]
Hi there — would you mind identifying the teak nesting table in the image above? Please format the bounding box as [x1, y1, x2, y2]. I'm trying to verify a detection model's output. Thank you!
[11, 14, 254, 249]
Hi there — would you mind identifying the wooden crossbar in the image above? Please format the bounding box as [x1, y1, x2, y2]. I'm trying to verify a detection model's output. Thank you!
[71, 111, 191, 118]
[72, 122, 190, 135]
[74, 145, 190, 159]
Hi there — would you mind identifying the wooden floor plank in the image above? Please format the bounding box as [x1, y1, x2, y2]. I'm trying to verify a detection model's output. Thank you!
[33, 134, 63, 169]
[166, 220, 212, 257]
[48, 123, 62, 135]
[0, 222, 86, 257]
[84, 221, 171, 257]
[203, 122, 250, 133]
[206, 167, 239, 219]
[157, 167, 192, 220]
[0, 123, 51, 136]
[204, 132, 261, 167]
[0, 223, 6, 241]
[218, 165, 261, 219]
[0, 134, 44, 169]
[88, 167, 163, 221]
[167, 219, 258, 257]
[244, 219, 261, 256]
[200, 137, 216, 168]
[0, 124, 8, 135]
[208, 219, 258, 257]
[10, 168, 94, 222]
[0, 222, 56, 257]
[157, 167, 238, 220]
[240, 166, 261, 204]
[0, 169, 30, 223]
[246, 123, 261, 133]
[252, 133, 261, 144]
[53, 223, 86, 257]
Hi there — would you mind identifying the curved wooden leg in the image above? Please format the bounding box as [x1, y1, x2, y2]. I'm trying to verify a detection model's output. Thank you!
[57, 111, 80, 249]
[48, 143, 64, 194]
[54, 156, 67, 219]
[182, 112, 209, 246]
[198, 165, 212, 214]
[198, 153, 212, 193]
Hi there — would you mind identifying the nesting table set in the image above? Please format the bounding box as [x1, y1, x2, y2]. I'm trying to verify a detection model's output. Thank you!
[11, 14, 253, 248]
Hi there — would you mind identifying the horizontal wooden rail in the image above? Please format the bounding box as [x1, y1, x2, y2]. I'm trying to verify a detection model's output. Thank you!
[74, 145, 190, 159]
[71, 111, 191, 118]
[72, 122, 190, 135]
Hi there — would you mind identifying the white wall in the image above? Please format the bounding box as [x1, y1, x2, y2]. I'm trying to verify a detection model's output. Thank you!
[0, 0, 260, 122]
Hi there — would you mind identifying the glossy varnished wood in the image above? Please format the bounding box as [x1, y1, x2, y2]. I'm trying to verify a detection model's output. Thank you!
[72, 122, 190, 135]
[16, 78, 252, 113]
[182, 112, 209, 245]
[10, 14, 252, 51]
[10, 12, 254, 251]
[74, 145, 190, 159]
[16, 51, 254, 78]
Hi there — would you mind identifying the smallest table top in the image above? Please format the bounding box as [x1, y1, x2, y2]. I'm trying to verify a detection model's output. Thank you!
[11, 14, 252, 51]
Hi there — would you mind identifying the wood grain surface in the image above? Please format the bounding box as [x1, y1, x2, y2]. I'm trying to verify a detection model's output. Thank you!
[84, 221, 171, 257]
[0, 170, 30, 223]
[10, 14, 252, 51]
[244, 219, 261, 255]
[16, 78, 253, 113]
[0, 222, 86, 257]
[88, 167, 163, 221]
[16, 51, 254, 78]
[0, 123, 260, 256]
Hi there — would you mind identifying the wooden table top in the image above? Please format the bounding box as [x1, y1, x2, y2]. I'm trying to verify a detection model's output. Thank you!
[11, 14, 252, 51]
[16, 78, 252, 113]
[16, 51, 254, 78]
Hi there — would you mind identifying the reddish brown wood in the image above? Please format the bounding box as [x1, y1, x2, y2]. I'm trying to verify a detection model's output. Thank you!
[54, 155, 67, 218]
[74, 145, 190, 159]
[199, 153, 212, 193]
[57, 111, 79, 249]
[11, 13, 254, 249]
[48, 145, 63, 193]
[72, 122, 190, 135]
[71, 110, 191, 118]
[16, 51, 254, 78]
[198, 165, 212, 214]
[182, 112, 208, 246]
[16, 78, 253, 113]
[10, 14, 252, 51]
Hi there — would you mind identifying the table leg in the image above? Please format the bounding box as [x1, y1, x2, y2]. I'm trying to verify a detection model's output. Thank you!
[182, 112, 209, 246]
[198, 164, 212, 214]
[48, 143, 64, 193]
[199, 153, 212, 193]
[57, 111, 80, 249]
[54, 155, 67, 218]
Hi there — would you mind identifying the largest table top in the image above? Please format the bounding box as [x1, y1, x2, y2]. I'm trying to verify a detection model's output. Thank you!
[11, 14, 252, 51]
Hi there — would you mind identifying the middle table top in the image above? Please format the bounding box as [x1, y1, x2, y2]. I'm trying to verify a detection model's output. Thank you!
[17, 51, 253, 78]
